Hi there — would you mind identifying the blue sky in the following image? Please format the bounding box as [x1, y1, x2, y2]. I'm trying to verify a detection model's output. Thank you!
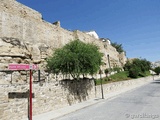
[17, 0, 160, 62]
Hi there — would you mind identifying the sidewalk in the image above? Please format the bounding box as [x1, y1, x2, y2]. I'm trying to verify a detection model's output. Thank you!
[23, 76, 159, 120]
[31, 98, 103, 120]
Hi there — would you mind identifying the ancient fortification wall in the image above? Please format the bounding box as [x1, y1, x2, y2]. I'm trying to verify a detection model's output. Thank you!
[0, 0, 126, 71]
[0, 0, 127, 119]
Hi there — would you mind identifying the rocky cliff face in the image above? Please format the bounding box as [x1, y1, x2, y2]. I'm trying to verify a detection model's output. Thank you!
[0, 0, 127, 83]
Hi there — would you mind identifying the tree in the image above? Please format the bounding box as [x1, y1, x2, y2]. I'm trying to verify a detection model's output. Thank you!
[104, 68, 109, 77]
[124, 58, 151, 78]
[128, 64, 141, 78]
[132, 58, 151, 73]
[46, 40, 103, 80]
[111, 42, 125, 54]
[154, 67, 160, 75]
[124, 60, 132, 71]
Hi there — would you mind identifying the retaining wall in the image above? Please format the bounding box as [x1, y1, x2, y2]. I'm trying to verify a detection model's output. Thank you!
[0, 76, 159, 120]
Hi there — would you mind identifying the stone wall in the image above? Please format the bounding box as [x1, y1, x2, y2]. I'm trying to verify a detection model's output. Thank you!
[0, 1, 128, 119]
[95, 76, 158, 98]
[0, 0, 126, 71]
[0, 79, 95, 120]
[0, 75, 158, 120]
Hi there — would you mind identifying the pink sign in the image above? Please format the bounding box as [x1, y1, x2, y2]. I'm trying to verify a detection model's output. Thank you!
[8, 64, 38, 70]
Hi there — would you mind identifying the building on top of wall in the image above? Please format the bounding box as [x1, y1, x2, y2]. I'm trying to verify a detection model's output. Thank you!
[100, 38, 111, 45]
[85, 31, 99, 39]
[151, 61, 160, 68]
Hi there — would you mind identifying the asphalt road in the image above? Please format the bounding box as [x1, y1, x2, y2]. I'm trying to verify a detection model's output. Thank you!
[56, 79, 160, 120]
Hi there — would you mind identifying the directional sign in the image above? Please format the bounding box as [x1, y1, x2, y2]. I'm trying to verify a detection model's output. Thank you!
[30, 64, 38, 70]
[8, 63, 38, 120]
[8, 64, 38, 70]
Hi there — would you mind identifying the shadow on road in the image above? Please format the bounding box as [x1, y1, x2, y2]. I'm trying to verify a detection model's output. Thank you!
[151, 79, 160, 84]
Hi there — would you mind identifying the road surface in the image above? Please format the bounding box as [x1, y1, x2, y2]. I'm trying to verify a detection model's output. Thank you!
[56, 79, 160, 120]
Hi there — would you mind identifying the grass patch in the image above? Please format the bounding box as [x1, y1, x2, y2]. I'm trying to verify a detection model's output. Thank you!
[95, 71, 130, 85]
[109, 71, 130, 81]
[95, 70, 151, 85]
[138, 71, 150, 77]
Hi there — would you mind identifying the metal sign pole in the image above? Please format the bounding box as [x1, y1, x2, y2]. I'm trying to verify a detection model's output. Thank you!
[8, 63, 38, 120]
[29, 69, 32, 120]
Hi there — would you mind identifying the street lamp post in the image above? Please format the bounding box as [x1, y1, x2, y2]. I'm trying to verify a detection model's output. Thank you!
[99, 69, 104, 99]
[107, 54, 111, 74]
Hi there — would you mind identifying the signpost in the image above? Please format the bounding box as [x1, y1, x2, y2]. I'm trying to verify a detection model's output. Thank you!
[8, 64, 38, 70]
[29, 69, 32, 120]
[8, 64, 38, 120]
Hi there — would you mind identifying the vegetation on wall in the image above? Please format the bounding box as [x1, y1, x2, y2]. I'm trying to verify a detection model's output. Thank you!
[46, 39, 152, 85]
[95, 71, 130, 85]
[46, 39, 103, 80]
[96, 58, 151, 85]
[111, 42, 125, 54]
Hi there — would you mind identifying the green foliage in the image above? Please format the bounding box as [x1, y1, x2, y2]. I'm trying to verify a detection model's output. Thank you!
[113, 67, 122, 73]
[95, 58, 151, 85]
[132, 59, 151, 72]
[123, 61, 132, 71]
[128, 65, 141, 78]
[154, 67, 160, 75]
[111, 42, 125, 54]
[46, 40, 103, 80]
[95, 79, 107, 85]
[104, 68, 109, 74]
[95, 71, 129, 85]
[109, 71, 129, 81]
[139, 71, 150, 77]
[124, 58, 151, 78]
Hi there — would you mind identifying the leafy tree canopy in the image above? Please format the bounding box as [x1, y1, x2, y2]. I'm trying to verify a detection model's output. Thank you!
[154, 67, 160, 75]
[46, 40, 103, 80]
[124, 58, 151, 78]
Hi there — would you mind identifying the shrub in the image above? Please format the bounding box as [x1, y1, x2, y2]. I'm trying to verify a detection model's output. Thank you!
[104, 68, 109, 76]
[154, 67, 160, 75]
[128, 65, 141, 78]
[113, 67, 121, 73]
[124, 58, 151, 78]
